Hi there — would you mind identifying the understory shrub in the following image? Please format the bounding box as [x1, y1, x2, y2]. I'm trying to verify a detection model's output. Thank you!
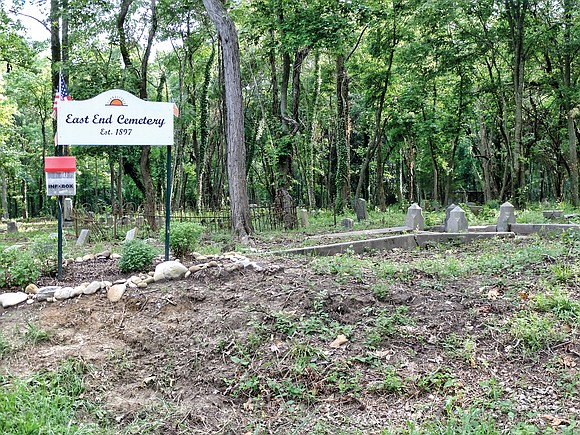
[118, 239, 158, 273]
[168, 222, 204, 258]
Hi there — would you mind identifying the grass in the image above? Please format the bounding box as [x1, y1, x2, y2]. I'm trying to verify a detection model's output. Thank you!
[0, 358, 101, 434]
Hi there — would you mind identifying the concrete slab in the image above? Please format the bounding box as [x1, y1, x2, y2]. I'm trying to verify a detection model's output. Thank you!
[280, 231, 514, 256]
[510, 223, 580, 235]
[309, 226, 411, 240]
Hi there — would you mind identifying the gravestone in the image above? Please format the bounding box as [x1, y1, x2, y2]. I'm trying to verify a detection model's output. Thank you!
[76, 229, 90, 246]
[446, 206, 468, 232]
[354, 198, 368, 221]
[443, 203, 457, 231]
[107, 216, 114, 226]
[136, 216, 144, 227]
[543, 210, 563, 219]
[125, 227, 137, 242]
[299, 209, 309, 227]
[341, 218, 354, 230]
[497, 202, 516, 232]
[404, 203, 424, 231]
[63, 198, 73, 221]
[6, 221, 18, 234]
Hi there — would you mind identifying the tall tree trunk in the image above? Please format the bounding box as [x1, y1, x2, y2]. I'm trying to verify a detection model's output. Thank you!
[1, 176, 8, 219]
[563, 0, 578, 205]
[505, 0, 529, 207]
[305, 51, 321, 210]
[202, 0, 252, 238]
[335, 54, 351, 213]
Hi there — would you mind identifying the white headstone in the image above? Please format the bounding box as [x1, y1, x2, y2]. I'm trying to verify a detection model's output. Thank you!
[76, 229, 90, 246]
[447, 206, 468, 232]
[299, 209, 309, 227]
[124, 227, 137, 242]
[405, 203, 424, 231]
[443, 203, 457, 231]
[497, 202, 516, 232]
[63, 198, 73, 221]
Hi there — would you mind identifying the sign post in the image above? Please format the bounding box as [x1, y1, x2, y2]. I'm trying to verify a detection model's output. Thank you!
[57, 89, 175, 260]
[45, 156, 77, 279]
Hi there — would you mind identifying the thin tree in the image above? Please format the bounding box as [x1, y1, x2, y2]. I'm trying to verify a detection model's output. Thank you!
[202, 0, 252, 239]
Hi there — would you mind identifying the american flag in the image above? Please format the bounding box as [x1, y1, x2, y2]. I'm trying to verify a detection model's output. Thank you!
[51, 74, 72, 119]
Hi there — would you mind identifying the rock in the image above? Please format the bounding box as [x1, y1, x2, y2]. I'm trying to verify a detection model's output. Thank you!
[75, 257, 83, 263]
[0, 292, 28, 308]
[207, 261, 219, 268]
[82, 254, 95, 262]
[54, 287, 75, 300]
[153, 261, 188, 281]
[143, 276, 155, 284]
[95, 250, 111, 258]
[27, 299, 34, 305]
[224, 263, 240, 273]
[111, 253, 121, 259]
[185, 271, 191, 278]
[113, 279, 126, 285]
[107, 284, 126, 302]
[128, 282, 137, 289]
[83, 281, 102, 295]
[71, 285, 85, 297]
[188, 265, 202, 273]
[103, 281, 112, 288]
[130, 276, 142, 284]
[25, 284, 39, 295]
[137, 282, 148, 288]
[36, 286, 59, 302]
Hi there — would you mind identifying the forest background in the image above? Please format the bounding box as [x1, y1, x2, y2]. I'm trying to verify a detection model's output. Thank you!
[0, 0, 578, 236]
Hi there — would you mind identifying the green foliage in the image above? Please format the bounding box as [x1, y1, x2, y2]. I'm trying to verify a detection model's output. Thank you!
[23, 321, 51, 345]
[0, 331, 11, 357]
[532, 288, 580, 324]
[118, 239, 158, 273]
[167, 221, 204, 258]
[0, 358, 99, 434]
[509, 311, 567, 355]
[366, 306, 414, 348]
[9, 251, 39, 288]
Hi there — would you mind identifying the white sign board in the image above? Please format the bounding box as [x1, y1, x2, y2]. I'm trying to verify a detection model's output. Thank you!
[46, 172, 76, 196]
[57, 89, 174, 146]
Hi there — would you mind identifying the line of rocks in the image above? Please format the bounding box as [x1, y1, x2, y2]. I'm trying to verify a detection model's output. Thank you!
[0, 251, 276, 309]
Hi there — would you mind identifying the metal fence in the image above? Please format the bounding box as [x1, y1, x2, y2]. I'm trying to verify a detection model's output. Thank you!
[70, 203, 295, 239]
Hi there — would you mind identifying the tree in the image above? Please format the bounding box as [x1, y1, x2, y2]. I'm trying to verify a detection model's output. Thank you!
[202, 0, 252, 239]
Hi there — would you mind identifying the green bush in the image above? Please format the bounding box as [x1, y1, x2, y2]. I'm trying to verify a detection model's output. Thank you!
[118, 239, 158, 273]
[0, 248, 39, 288]
[168, 222, 204, 258]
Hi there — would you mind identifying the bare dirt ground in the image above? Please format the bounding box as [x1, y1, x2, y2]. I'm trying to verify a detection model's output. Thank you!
[1, 235, 580, 434]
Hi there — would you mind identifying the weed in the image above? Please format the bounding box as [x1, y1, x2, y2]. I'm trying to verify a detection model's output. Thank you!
[370, 365, 405, 394]
[118, 239, 159, 273]
[23, 321, 51, 344]
[0, 331, 11, 357]
[166, 221, 204, 258]
[311, 253, 372, 283]
[442, 333, 477, 367]
[0, 358, 98, 434]
[532, 287, 580, 324]
[414, 367, 456, 393]
[509, 311, 567, 355]
[366, 306, 414, 348]
[372, 282, 391, 300]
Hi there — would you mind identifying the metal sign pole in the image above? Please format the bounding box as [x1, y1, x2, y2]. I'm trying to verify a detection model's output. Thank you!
[57, 197, 63, 280]
[165, 145, 172, 260]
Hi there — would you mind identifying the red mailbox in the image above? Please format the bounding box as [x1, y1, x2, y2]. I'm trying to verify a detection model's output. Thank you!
[45, 156, 77, 196]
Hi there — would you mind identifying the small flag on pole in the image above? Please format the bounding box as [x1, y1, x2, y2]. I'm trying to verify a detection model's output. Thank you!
[171, 98, 179, 117]
[51, 74, 72, 120]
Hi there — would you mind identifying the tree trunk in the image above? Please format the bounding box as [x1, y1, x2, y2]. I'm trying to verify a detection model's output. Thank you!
[335, 54, 351, 213]
[563, 0, 578, 205]
[505, 0, 529, 207]
[1, 176, 8, 219]
[202, 0, 252, 238]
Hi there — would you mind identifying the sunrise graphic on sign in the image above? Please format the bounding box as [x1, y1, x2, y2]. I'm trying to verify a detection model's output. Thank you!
[106, 97, 127, 106]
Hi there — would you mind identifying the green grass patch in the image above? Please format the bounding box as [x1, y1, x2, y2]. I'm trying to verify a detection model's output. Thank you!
[0, 358, 102, 434]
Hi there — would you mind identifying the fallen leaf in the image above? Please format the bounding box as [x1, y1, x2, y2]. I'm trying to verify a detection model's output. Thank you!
[243, 398, 253, 411]
[329, 334, 349, 348]
[541, 414, 570, 427]
[559, 355, 577, 368]
[518, 291, 530, 300]
[487, 288, 500, 300]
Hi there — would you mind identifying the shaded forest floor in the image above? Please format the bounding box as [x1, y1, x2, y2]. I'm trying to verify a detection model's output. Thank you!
[1, 233, 580, 434]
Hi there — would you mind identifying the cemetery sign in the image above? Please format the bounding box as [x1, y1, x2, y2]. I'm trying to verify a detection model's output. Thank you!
[57, 89, 174, 146]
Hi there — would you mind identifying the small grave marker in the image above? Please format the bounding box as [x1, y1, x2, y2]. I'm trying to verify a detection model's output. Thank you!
[76, 229, 90, 246]
[341, 218, 354, 230]
[125, 227, 137, 242]
[354, 198, 368, 221]
[497, 202, 516, 232]
[6, 221, 18, 234]
[405, 203, 424, 231]
[299, 209, 309, 227]
[443, 203, 457, 231]
[447, 206, 468, 232]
